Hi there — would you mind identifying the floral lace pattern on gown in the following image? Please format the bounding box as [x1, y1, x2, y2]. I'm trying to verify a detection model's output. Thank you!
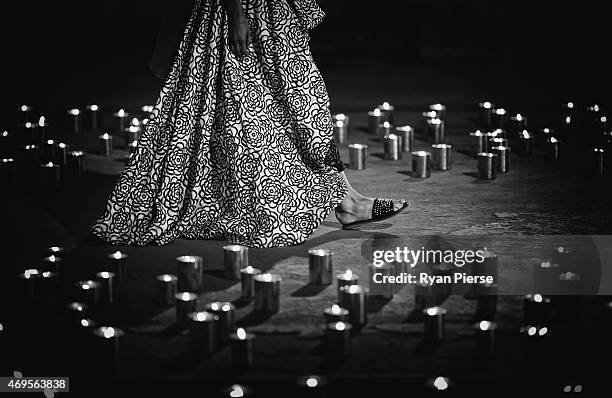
[92, 0, 347, 248]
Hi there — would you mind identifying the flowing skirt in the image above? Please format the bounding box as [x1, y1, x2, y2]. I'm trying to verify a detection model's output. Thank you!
[91, 0, 347, 248]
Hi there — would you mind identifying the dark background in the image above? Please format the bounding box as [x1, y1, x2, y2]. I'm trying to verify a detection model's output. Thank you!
[0, 0, 611, 112]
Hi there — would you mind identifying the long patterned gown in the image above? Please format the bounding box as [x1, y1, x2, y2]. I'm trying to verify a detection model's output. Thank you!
[92, 0, 347, 248]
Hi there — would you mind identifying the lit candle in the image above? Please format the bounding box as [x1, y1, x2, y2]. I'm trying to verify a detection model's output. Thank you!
[377, 101, 395, 124]
[378, 120, 394, 140]
[478, 101, 495, 127]
[156, 274, 178, 306]
[473, 320, 496, 358]
[20, 122, 36, 146]
[18, 268, 40, 302]
[229, 327, 255, 368]
[426, 118, 445, 144]
[75, 280, 102, 306]
[308, 249, 333, 285]
[240, 266, 261, 299]
[86, 105, 100, 129]
[491, 145, 510, 173]
[92, 326, 124, 373]
[469, 130, 486, 157]
[327, 321, 352, 357]
[517, 130, 533, 156]
[188, 311, 219, 354]
[113, 109, 128, 136]
[592, 148, 605, 176]
[520, 325, 550, 354]
[108, 251, 128, 282]
[396, 125, 414, 152]
[510, 113, 528, 138]
[429, 103, 446, 120]
[95, 271, 116, 304]
[176, 255, 204, 292]
[253, 273, 281, 313]
[1, 158, 16, 185]
[223, 245, 248, 280]
[55, 143, 68, 166]
[67, 150, 86, 182]
[39, 162, 61, 190]
[333, 120, 348, 144]
[43, 139, 57, 163]
[547, 137, 561, 160]
[348, 143, 367, 170]
[339, 285, 367, 326]
[332, 113, 349, 127]
[368, 108, 383, 136]
[35, 116, 47, 145]
[0, 131, 11, 156]
[477, 152, 497, 180]
[383, 133, 402, 160]
[18, 104, 32, 124]
[411, 150, 432, 178]
[336, 269, 358, 302]
[41, 255, 62, 280]
[98, 133, 113, 157]
[492, 108, 507, 129]
[368, 262, 394, 298]
[523, 294, 553, 325]
[432, 143, 452, 171]
[423, 306, 446, 342]
[175, 292, 198, 323]
[324, 304, 349, 323]
[68, 108, 81, 134]
[204, 301, 236, 345]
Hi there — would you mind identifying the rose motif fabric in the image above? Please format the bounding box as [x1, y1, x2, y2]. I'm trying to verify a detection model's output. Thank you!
[92, 0, 347, 248]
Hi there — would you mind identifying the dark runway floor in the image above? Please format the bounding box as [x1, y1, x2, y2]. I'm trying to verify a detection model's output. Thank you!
[2, 58, 612, 396]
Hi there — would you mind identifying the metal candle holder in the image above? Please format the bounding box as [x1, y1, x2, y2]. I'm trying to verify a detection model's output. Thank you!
[432, 144, 452, 171]
[324, 304, 349, 323]
[348, 143, 367, 170]
[67, 151, 86, 182]
[18, 269, 40, 302]
[492, 146, 510, 173]
[0, 158, 16, 184]
[377, 102, 394, 124]
[176, 255, 204, 292]
[327, 321, 352, 357]
[204, 301, 235, 345]
[517, 131, 534, 156]
[429, 103, 446, 120]
[473, 320, 496, 358]
[68, 109, 81, 134]
[592, 148, 605, 176]
[95, 271, 116, 304]
[548, 137, 561, 160]
[308, 249, 333, 285]
[469, 130, 486, 157]
[55, 143, 68, 166]
[99, 133, 113, 157]
[383, 133, 402, 160]
[340, 285, 367, 326]
[39, 162, 61, 190]
[156, 274, 178, 306]
[223, 245, 248, 280]
[75, 280, 101, 307]
[396, 125, 415, 152]
[254, 273, 281, 313]
[108, 251, 128, 283]
[34, 119, 47, 145]
[43, 139, 56, 163]
[477, 153, 497, 180]
[378, 121, 394, 140]
[240, 266, 261, 299]
[427, 118, 445, 144]
[175, 292, 198, 323]
[411, 151, 432, 178]
[478, 101, 495, 127]
[423, 306, 447, 342]
[86, 105, 100, 129]
[510, 114, 528, 137]
[230, 328, 255, 368]
[336, 270, 359, 302]
[113, 110, 129, 136]
[368, 109, 383, 136]
[333, 121, 348, 144]
[188, 311, 219, 354]
[92, 326, 124, 373]
[492, 108, 507, 129]
[41, 255, 62, 280]
[332, 113, 350, 127]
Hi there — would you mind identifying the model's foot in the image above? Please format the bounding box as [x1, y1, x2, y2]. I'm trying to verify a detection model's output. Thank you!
[335, 194, 407, 225]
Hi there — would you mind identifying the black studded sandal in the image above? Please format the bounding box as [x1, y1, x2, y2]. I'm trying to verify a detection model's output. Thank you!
[341, 198, 410, 230]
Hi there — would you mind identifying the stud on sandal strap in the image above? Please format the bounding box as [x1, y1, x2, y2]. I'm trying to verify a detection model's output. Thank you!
[372, 198, 394, 218]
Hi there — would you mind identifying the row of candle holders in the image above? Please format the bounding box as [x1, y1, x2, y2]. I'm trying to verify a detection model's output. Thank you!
[332, 100, 610, 179]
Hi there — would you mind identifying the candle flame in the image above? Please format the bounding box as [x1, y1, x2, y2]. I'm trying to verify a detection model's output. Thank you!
[383, 121, 391, 128]
[101, 133, 111, 139]
[565, 116, 571, 124]
[345, 269, 352, 278]
[24, 269, 40, 279]
[118, 109, 126, 117]
[245, 266, 254, 273]
[42, 271, 53, 278]
[180, 292, 193, 301]
[262, 273, 273, 282]
[103, 327, 116, 338]
[89, 104, 99, 111]
[543, 128, 550, 133]
[335, 322, 346, 331]
[372, 108, 381, 116]
[195, 312, 207, 321]
[25, 122, 33, 128]
[495, 108, 506, 115]
[515, 113, 523, 120]
[237, 328, 247, 340]
[306, 377, 319, 388]
[520, 130, 531, 139]
[538, 327, 548, 336]
[479, 320, 491, 331]
[426, 307, 437, 316]
[38, 116, 46, 126]
[222, 304, 232, 312]
[229, 385, 244, 397]
[567, 102, 574, 108]
[601, 116, 607, 123]
[161, 274, 173, 282]
[483, 101, 492, 109]
[527, 326, 537, 336]
[433, 377, 449, 391]
[111, 251, 123, 259]
[81, 319, 91, 327]
[331, 304, 341, 314]
[131, 117, 140, 126]
[347, 285, 360, 294]
[2, 131, 7, 137]
[20, 105, 29, 112]
[534, 294, 543, 303]
[550, 137, 559, 144]
[99, 272, 111, 279]
[69, 109, 80, 116]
